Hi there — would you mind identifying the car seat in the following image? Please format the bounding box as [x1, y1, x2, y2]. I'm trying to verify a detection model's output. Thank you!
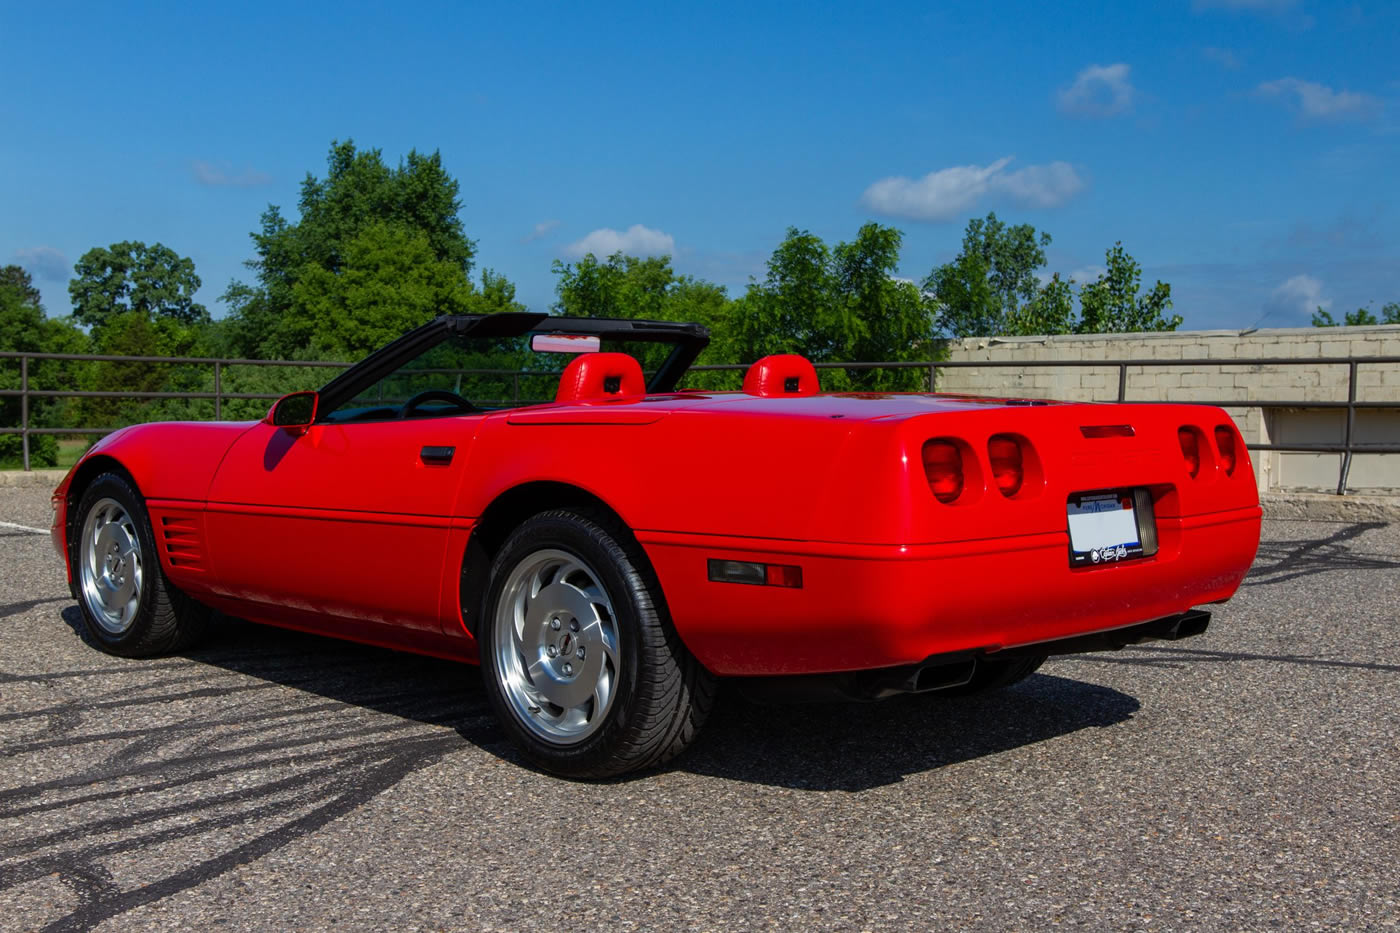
[742, 354, 820, 397]
[555, 352, 646, 403]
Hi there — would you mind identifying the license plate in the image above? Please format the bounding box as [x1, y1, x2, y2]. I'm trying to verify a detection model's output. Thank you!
[1067, 490, 1151, 567]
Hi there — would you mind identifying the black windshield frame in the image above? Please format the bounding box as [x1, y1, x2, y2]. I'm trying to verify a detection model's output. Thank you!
[313, 314, 710, 421]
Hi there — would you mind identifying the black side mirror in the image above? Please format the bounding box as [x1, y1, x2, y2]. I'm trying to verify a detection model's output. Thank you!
[267, 391, 318, 436]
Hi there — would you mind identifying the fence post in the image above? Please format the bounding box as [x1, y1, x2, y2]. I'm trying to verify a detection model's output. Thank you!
[928, 362, 937, 393]
[21, 356, 29, 472]
[214, 360, 223, 420]
[1337, 360, 1358, 496]
[1116, 363, 1128, 403]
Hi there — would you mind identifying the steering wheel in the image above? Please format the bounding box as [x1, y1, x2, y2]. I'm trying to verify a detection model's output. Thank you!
[399, 389, 477, 418]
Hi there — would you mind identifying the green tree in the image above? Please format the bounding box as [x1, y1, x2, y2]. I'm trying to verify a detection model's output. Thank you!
[551, 253, 726, 325]
[1012, 272, 1076, 336]
[68, 241, 208, 331]
[1, 267, 88, 466]
[287, 222, 477, 359]
[225, 140, 480, 360]
[552, 252, 732, 381]
[1076, 242, 1180, 334]
[1312, 302, 1400, 326]
[1, 265, 43, 307]
[925, 213, 1051, 338]
[470, 269, 529, 316]
[729, 224, 935, 390]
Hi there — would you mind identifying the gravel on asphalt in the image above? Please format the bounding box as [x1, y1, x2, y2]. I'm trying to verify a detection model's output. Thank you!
[2, 484, 1397, 931]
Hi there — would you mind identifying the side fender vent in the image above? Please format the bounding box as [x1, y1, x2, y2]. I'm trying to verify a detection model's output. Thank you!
[158, 512, 207, 573]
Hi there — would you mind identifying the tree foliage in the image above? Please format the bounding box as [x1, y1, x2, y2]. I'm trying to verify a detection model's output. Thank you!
[1312, 302, 1400, 327]
[728, 224, 935, 389]
[925, 213, 1049, 338]
[69, 241, 208, 330]
[1, 266, 88, 465]
[926, 214, 1180, 338]
[551, 252, 732, 380]
[224, 139, 480, 360]
[551, 253, 728, 326]
[1076, 242, 1181, 334]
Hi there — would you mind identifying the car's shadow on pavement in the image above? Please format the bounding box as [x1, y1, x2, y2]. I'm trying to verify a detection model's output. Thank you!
[55, 605, 1138, 794]
[679, 676, 1138, 792]
[7, 607, 1139, 931]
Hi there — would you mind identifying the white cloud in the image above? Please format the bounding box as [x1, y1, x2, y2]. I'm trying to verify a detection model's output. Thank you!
[15, 246, 68, 281]
[522, 219, 560, 243]
[1256, 77, 1381, 121]
[1266, 274, 1328, 321]
[992, 162, 1087, 208]
[1201, 46, 1241, 69]
[1071, 265, 1107, 283]
[1057, 63, 1135, 118]
[191, 159, 271, 187]
[564, 224, 675, 258]
[861, 157, 1085, 222]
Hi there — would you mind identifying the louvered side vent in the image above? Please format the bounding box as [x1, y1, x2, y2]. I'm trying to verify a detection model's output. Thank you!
[159, 514, 207, 573]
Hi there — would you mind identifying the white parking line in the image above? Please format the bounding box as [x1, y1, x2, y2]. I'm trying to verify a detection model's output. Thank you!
[0, 520, 48, 535]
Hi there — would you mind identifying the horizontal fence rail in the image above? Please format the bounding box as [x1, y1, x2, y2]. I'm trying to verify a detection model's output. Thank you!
[3, 350, 1398, 495]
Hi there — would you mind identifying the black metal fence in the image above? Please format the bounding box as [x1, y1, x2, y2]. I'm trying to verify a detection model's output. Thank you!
[3, 350, 1397, 495]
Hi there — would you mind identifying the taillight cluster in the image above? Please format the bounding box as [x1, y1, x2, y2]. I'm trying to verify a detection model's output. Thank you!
[922, 440, 964, 504]
[1178, 424, 1241, 478]
[922, 434, 1036, 505]
[988, 434, 1024, 497]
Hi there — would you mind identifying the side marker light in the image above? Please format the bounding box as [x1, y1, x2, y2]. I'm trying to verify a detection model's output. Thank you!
[708, 559, 803, 588]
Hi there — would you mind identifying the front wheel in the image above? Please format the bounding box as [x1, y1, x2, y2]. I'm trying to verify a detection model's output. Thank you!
[72, 472, 211, 657]
[479, 509, 715, 778]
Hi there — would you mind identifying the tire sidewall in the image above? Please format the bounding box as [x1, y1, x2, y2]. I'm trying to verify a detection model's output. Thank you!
[72, 473, 162, 655]
[479, 511, 648, 775]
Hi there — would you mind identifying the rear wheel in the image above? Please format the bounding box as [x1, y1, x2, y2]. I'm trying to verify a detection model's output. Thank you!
[938, 655, 1047, 696]
[72, 472, 210, 657]
[479, 509, 715, 778]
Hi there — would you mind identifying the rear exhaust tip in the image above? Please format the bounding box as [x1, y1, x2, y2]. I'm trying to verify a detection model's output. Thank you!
[912, 659, 977, 693]
[1161, 609, 1211, 641]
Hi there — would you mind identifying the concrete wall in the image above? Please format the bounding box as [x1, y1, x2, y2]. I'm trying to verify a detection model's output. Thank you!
[939, 325, 1400, 493]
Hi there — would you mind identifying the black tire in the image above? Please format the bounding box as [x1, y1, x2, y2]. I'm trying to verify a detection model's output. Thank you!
[478, 508, 715, 778]
[70, 472, 211, 658]
[938, 654, 1047, 697]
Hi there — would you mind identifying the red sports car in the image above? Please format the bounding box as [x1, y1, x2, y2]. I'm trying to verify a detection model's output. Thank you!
[51, 313, 1262, 777]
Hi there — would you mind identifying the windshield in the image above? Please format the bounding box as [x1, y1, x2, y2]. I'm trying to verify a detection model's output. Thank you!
[320, 321, 700, 423]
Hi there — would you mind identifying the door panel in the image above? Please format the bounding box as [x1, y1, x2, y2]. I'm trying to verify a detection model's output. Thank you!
[205, 418, 478, 631]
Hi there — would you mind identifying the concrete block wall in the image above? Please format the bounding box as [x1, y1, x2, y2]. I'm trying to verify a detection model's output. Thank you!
[939, 325, 1400, 492]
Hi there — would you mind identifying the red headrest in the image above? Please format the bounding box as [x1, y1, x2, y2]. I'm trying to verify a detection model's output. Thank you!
[556, 352, 646, 403]
[742, 354, 820, 397]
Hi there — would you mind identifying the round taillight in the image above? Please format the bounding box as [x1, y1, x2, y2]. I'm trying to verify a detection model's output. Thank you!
[1215, 426, 1237, 476]
[988, 434, 1024, 497]
[922, 440, 964, 504]
[1178, 427, 1201, 478]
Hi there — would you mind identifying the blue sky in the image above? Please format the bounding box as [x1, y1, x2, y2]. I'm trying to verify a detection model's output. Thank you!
[3, 0, 1398, 332]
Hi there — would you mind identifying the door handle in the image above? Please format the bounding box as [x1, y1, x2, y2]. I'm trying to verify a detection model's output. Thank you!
[420, 445, 455, 465]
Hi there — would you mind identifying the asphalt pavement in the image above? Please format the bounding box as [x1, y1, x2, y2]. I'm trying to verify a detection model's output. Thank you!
[2, 483, 1397, 931]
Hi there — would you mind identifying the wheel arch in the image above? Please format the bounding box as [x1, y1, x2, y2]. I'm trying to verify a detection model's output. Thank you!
[64, 455, 140, 559]
[459, 481, 650, 639]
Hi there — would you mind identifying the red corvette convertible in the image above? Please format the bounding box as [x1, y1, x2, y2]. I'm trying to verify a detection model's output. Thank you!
[51, 313, 1262, 777]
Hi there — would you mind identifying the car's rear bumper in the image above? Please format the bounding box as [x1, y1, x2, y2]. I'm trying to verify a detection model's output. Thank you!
[639, 504, 1261, 677]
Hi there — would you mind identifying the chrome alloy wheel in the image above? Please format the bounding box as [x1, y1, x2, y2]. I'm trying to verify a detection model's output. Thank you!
[78, 497, 145, 634]
[492, 548, 621, 744]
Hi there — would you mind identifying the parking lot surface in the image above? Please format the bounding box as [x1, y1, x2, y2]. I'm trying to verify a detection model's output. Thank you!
[2, 483, 1397, 931]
